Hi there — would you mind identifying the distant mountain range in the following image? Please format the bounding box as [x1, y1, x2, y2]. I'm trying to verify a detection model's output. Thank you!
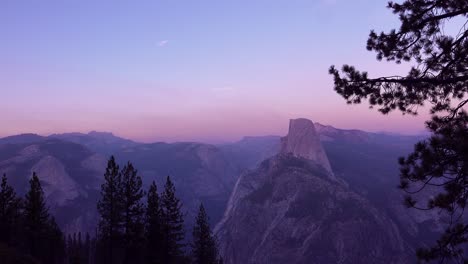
[1, 131, 140, 155]
[0, 123, 437, 263]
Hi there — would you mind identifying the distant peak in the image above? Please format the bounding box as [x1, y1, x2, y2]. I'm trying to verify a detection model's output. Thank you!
[280, 118, 335, 178]
[314, 122, 334, 128]
[1, 133, 43, 139]
[88, 131, 115, 137]
[0, 133, 45, 144]
[314, 122, 342, 133]
[17, 133, 41, 137]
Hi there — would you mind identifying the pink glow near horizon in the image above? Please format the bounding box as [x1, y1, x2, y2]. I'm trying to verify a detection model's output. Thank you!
[1, 1, 430, 142]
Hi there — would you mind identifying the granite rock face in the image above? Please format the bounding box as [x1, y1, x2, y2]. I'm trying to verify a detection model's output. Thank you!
[215, 119, 414, 264]
[280, 118, 334, 178]
[31, 155, 80, 206]
[215, 154, 410, 264]
[314, 122, 370, 143]
[0, 139, 105, 233]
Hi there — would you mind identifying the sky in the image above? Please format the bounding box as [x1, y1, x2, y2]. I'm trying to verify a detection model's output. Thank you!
[1, 0, 431, 143]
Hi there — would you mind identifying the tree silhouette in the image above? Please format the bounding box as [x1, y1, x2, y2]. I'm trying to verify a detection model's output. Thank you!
[23, 172, 50, 260]
[97, 156, 124, 264]
[329, 0, 468, 262]
[23, 172, 64, 263]
[67, 232, 91, 264]
[46, 217, 66, 264]
[160, 176, 186, 263]
[145, 181, 163, 264]
[121, 162, 145, 264]
[191, 203, 221, 264]
[0, 174, 21, 246]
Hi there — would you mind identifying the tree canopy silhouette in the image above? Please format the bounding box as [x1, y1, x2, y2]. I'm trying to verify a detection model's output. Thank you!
[24, 173, 65, 263]
[121, 162, 145, 264]
[145, 181, 164, 264]
[160, 176, 186, 263]
[97, 156, 124, 264]
[0, 174, 21, 246]
[329, 0, 468, 262]
[191, 204, 222, 264]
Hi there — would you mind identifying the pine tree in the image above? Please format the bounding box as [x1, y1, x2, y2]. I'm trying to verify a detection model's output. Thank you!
[21, 172, 65, 263]
[329, 0, 468, 261]
[67, 232, 91, 264]
[160, 176, 185, 264]
[191, 204, 221, 264]
[0, 174, 21, 245]
[121, 162, 145, 264]
[23, 172, 50, 261]
[77, 232, 84, 264]
[90, 233, 98, 264]
[67, 234, 75, 264]
[84, 232, 91, 264]
[46, 217, 65, 264]
[97, 156, 124, 264]
[69, 233, 79, 264]
[145, 181, 163, 264]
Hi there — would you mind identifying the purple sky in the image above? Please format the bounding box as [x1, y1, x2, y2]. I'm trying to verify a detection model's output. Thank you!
[1, 0, 430, 143]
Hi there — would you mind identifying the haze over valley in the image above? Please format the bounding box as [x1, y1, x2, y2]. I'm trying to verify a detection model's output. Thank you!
[0, 119, 435, 263]
[2, 0, 467, 263]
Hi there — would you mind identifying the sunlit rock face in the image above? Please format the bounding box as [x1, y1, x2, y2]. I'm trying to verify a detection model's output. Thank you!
[314, 122, 370, 143]
[31, 155, 80, 206]
[280, 118, 334, 179]
[0, 139, 105, 233]
[215, 154, 410, 264]
[215, 119, 413, 264]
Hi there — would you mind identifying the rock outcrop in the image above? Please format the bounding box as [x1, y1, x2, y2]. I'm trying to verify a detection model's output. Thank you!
[314, 122, 370, 143]
[215, 154, 410, 264]
[280, 118, 334, 179]
[31, 155, 80, 206]
[215, 118, 412, 264]
[0, 139, 105, 233]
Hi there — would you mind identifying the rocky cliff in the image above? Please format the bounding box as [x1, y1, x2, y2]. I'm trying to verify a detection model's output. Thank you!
[0, 139, 106, 233]
[280, 118, 334, 178]
[215, 154, 410, 263]
[215, 118, 412, 263]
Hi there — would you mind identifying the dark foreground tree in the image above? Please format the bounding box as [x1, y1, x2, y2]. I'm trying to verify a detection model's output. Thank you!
[160, 176, 186, 263]
[0, 174, 21, 245]
[45, 217, 66, 263]
[121, 162, 145, 264]
[67, 232, 91, 264]
[23, 172, 64, 263]
[23, 172, 51, 260]
[97, 156, 124, 264]
[145, 181, 163, 264]
[0, 242, 38, 264]
[329, 0, 468, 262]
[191, 204, 222, 264]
